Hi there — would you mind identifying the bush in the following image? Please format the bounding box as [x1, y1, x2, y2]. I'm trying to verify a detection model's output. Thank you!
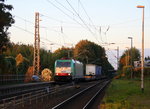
[0, 54, 5, 74]
[123, 66, 132, 78]
[3, 56, 16, 74]
[16, 57, 29, 75]
[134, 67, 150, 78]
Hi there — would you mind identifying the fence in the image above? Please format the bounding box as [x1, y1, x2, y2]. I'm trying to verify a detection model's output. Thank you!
[0, 74, 30, 85]
[0, 84, 74, 109]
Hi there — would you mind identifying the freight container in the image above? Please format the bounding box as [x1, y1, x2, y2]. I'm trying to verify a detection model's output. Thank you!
[86, 64, 101, 75]
[96, 65, 102, 76]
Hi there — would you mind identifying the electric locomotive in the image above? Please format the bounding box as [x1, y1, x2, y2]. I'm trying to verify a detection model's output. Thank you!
[54, 59, 84, 81]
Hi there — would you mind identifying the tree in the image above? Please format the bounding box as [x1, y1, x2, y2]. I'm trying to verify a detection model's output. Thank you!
[40, 48, 53, 72]
[118, 47, 140, 78]
[16, 57, 29, 75]
[119, 47, 140, 70]
[74, 40, 105, 65]
[53, 47, 74, 59]
[1, 56, 16, 74]
[50, 47, 74, 72]
[16, 53, 24, 66]
[5, 43, 34, 65]
[74, 40, 114, 77]
[0, 0, 15, 54]
[145, 56, 150, 61]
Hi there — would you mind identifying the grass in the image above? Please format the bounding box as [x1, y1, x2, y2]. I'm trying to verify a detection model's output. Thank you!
[100, 78, 150, 109]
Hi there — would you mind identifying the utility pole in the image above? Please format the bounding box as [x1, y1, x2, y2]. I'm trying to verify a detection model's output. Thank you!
[128, 37, 133, 78]
[137, 5, 145, 93]
[128, 37, 133, 66]
[33, 12, 40, 75]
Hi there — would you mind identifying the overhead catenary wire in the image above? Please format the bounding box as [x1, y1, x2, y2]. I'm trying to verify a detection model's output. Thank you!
[14, 14, 76, 44]
[65, 0, 100, 43]
[13, 16, 117, 68]
[106, 47, 118, 59]
[54, 0, 76, 16]
[13, 15, 127, 49]
[12, 0, 142, 55]
[65, 0, 95, 35]
[78, 0, 97, 31]
[13, 25, 34, 35]
[12, 24, 67, 48]
[46, 0, 99, 42]
[40, 13, 76, 24]
[78, 0, 103, 44]
[46, 0, 102, 44]
[46, 0, 87, 30]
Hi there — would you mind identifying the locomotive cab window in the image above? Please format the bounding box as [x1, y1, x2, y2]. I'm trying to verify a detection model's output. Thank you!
[56, 62, 71, 67]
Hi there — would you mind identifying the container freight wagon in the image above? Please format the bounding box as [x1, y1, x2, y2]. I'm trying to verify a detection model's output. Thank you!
[85, 64, 102, 80]
[54, 59, 84, 82]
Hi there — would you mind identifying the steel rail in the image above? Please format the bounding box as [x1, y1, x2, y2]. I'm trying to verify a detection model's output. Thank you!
[51, 81, 104, 109]
[83, 80, 110, 109]
[0, 82, 75, 108]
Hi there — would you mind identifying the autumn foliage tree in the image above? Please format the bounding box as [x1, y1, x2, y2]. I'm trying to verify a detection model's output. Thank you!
[119, 47, 141, 78]
[53, 47, 74, 59]
[74, 40, 105, 65]
[40, 48, 53, 72]
[119, 47, 140, 69]
[15, 53, 29, 76]
[74, 40, 114, 76]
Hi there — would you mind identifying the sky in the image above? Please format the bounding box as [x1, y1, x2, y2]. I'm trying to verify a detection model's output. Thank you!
[5, 0, 150, 69]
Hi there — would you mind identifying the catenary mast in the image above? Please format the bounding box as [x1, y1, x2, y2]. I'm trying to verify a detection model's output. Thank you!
[33, 12, 40, 75]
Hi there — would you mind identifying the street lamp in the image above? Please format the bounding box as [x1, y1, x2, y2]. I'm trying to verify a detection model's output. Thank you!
[137, 5, 145, 92]
[128, 37, 133, 64]
[125, 47, 129, 66]
[128, 37, 133, 78]
[115, 47, 119, 70]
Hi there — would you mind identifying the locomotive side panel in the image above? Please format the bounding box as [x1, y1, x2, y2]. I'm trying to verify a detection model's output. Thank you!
[73, 61, 84, 79]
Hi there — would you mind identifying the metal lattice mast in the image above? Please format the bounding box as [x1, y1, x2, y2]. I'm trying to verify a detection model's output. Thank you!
[33, 12, 40, 75]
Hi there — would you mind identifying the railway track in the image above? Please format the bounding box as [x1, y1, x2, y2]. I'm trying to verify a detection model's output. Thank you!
[0, 81, 55, 99]
[0, 79, 109, 109]
[0, 81, 71, 100]
[0, 82, 76, 109]
[51, 80, 110, 109]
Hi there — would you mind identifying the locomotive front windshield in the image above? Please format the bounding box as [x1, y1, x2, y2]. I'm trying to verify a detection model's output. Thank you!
[56, 61, 71, 67]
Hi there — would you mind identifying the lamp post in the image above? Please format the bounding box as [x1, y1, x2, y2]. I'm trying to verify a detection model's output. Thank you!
[126, 47, 129, 66]
[128, 37, 133, 78]
[115, 47, 119, 70]
[137, 5, 145, 93]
